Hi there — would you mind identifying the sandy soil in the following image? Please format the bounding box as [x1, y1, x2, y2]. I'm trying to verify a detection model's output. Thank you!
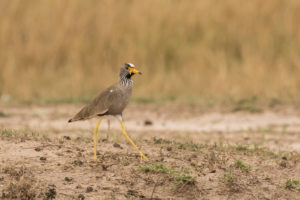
[0, 104, 300, 199]
[1, 104, 300, 152]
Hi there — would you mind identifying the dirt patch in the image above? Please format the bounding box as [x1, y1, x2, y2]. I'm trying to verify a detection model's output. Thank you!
[0, 104, 300, 199]
[0, 133, 299, 199]
[1, 104, 300, 152]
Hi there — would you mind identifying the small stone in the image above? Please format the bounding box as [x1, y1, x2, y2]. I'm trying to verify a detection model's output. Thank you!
[35, 147, 42, 152]
[86, 186, 93, 193]
[73, 160, 83, 166]
[210, 169, 216, 173]
[102, 165, 108, 171]
[190, 160, 197, 166]
[76, 185, 83, 189]
[279, 161, 287, 168]
[57, 153, 64, 156]
[113, 143, 121, 148]
[45, 188, 56, 199]
[127, 189, 138, 197]
[167, 147, 172, 151]
[144, 120, 153, 126]
[40, 157, 47, 161]
[78, 194, 85, 200]
[76, 147, 81, 151]
[63, 136, 71, 140]
[282, 156, 287, 160]
[64, 177, 73, 182]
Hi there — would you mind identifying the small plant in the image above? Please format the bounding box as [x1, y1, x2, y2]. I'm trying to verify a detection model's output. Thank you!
[235, 160, 252, 172]
[45, 187, 56, 199]
[232, 97, 263, 113]
[235, 145, 249, 151]
[0, 129, 14, 138]
[2, 166, 39, 200]
[0, 128, 42, 141]
[285, 179, 300, 192]
[42, 134, 49, 140]
[138, 163, 172, 174]
[219, 172, 236, 184]
[178, 142, 204, 152]
[153, 137, 172, 144]
[138, 163, 195, 185]
[173, 173, 195, 184]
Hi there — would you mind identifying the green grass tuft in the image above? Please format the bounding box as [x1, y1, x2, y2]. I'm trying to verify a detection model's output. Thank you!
[235, 145, 249, 151]
[138, 163, 172, 174]
[178, 142, 205, 152]
[285, 179, 300, 192]
[232, 97, 263, 113]
[235, 160, 252, 172]
[138, 163, 195, 185]
[0, 129, 14, 137]
[219, 172, 235, 184]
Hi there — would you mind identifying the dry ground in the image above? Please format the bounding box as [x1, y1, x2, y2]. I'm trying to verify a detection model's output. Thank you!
[0, 104, 300, 199]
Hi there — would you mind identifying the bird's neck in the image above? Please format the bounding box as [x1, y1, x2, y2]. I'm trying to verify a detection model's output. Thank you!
[119, 74, 133, 87]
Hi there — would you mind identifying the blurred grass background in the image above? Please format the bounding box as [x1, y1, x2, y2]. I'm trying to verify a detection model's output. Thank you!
[0, 0, 300, 105]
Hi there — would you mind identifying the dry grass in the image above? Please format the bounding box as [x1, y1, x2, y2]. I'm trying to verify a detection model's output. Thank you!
[1, 0, 300, 104]
[1, 165, 50, 200]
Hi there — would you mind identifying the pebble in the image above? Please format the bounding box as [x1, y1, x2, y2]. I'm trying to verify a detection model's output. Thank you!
[40, 157, 47, 161]
[63, 136, 71, 140]
[144, 120, 153, 126]
[64, 177, 73, 182]
[86, 186, 93, 193]
[113, 143, 121, 148]
[78, 194, 85, 200]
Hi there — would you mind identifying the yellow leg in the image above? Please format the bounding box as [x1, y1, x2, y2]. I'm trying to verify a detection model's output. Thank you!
[120, 121, 149, 161]
[94, 119, 102, 161]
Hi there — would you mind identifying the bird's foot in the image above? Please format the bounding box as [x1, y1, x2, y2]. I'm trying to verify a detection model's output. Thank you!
[94, 156, 101, 163]
[139, 152, 149, 161]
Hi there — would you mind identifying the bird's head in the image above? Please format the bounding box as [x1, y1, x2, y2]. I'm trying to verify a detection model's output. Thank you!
[120, 63, 142, 79]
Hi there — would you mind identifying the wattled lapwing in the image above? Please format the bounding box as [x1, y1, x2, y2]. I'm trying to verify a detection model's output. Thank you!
[68, 63, 148, 161]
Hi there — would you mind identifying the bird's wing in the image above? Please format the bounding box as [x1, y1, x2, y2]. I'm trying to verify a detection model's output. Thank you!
[70, 84, 119, 121]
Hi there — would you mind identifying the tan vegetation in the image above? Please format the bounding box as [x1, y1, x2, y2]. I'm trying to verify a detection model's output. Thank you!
[0, 0, 300, 104]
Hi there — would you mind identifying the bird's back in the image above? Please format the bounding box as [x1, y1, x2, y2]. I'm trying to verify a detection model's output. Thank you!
[69, 83, 132, 122]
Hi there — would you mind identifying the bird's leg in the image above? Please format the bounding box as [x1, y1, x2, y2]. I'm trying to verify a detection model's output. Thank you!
[119, 121, 149, 161]
[94, 119, 102, 161]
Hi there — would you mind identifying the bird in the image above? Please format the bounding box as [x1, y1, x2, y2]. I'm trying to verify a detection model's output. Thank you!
[68, 63, 148, 162]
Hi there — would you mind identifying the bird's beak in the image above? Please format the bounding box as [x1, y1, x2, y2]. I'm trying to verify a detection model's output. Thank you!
[129, 67, 142, 75]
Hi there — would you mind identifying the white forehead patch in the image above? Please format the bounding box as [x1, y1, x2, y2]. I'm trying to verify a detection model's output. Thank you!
[127, 63, 135, 68]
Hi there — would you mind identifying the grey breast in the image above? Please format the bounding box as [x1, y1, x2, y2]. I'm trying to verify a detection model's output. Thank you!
[105, 85, 132, 115]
